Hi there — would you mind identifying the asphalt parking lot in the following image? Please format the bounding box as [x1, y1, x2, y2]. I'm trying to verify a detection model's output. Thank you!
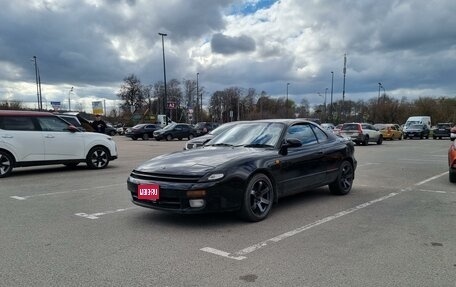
[1, 136, 455, 287]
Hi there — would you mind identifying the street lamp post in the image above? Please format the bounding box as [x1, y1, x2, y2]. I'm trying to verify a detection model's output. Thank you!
[324, 87, 328, 117]
[378, 82, 382, 103]
[286, 83, 290, 118]
[381, 84, 386, 102]
[158, 33, 168, 117]
[32, 56, 43, 110]
[330, 71, 334, 122]
[68, 87, 73, 111]
[196, 72, 199, 123]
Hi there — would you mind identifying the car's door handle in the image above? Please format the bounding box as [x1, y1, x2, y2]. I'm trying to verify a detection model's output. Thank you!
[45, 135, 55, 138]
[1, 135, 13, 138]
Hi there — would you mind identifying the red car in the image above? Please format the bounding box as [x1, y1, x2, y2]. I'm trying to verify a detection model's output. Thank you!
[449, 140, 456, 183]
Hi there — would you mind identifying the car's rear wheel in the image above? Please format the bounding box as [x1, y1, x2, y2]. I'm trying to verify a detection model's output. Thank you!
[0, 151, 14, 178]
[376, 135, 383, 145]
[131, 136, 137, 140]
[188, 134, 194, 140]
[109, 130, 116, 136]
[363, 136, 369, 145]
[166, 134, 173, 141]
[142, 133, 149, 140]
[329, 160, 354, 195]
[86, 146, 110, 169]
[239, 173, 274, 222]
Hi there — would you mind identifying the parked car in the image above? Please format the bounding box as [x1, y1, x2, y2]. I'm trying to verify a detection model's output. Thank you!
[153, 123, 196, 141]
[403, 124, 430, 139]
[339, 123, 383, 145]
[451, 125, 456, 141]
[449, 140, 456, 183]
[0, 110, 118, 178]
[127, 119, 357, 222]
[125, 123, 160, 140]
[374, 123, 403, 140]
[184, 121, 240, 150]
[56, 113, 86, 131]
[104, 124, 117, 136]
[194, 122, 220, 136]
[320, 123, 335, 131]
[432, 123, 452, 139]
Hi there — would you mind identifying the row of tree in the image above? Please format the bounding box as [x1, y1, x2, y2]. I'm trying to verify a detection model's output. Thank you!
[2, 73, 455, 126]
[115, 74, 456, 126]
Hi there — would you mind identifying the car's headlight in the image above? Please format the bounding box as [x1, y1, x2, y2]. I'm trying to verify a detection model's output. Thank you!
[207, 173, 224, 181]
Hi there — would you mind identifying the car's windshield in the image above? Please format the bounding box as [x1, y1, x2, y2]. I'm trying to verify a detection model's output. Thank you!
[208, 122, 284, 147]
[209, 123, 236, 136]
[162, 123, 177, 130]
[409, 124, 423, 129]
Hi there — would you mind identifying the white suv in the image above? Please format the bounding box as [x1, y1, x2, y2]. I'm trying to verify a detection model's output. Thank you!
[0, 110, 118, 178]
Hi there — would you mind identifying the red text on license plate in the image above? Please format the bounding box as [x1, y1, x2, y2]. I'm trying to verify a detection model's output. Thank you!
[138, 184, 159, 200]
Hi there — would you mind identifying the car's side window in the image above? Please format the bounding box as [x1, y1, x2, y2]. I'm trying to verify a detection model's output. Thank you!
[311, 125, 328, 142]
[286, 124, 317, 145]
[37, 116, 69, 132]
[0, 116, 36, 131]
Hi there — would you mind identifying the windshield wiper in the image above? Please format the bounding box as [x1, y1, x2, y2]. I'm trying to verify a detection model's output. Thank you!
[243, 143, 274, 148]
[209, 143, 235, 147]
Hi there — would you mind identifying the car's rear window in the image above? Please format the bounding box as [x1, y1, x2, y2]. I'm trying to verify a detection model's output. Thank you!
[342, 124, 359, 130]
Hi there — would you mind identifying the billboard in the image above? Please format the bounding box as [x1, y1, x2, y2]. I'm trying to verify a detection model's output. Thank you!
[92, 101, 103, 115]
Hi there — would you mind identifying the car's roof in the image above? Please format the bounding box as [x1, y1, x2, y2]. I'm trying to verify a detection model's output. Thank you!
[0, 110, 54, 116]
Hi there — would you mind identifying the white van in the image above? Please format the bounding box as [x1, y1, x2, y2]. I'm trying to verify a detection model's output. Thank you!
[156, 114, 174, 128]
[403, 116, 431, 132]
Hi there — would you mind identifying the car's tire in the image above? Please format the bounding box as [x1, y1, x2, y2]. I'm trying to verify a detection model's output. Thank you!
[142, 134, 149, 140]
[433, 136, 436, 139]
[377, 135, 383, 145]
[0, 150, 14, 178]
[355, 141, 360, 146]
[450, 170, 456, 183]
[239, 173, 274, 222]
[363, 136, 369, 146]
[132, 136, 138, 141]
[403, 135, 407, 139]
[188, 134, 194, 140]
[109, 130, 116, 136]
[166, 134, 173, 141]
[178, 137, 182, 140]
[86, 146, 110, 169]
[329, 160, 354, 195]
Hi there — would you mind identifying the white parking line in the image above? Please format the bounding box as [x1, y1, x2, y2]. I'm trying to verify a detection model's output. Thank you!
[75, 206, 138, 219]
[9, 183, 125, 200]
[201, 192, 399, 261]
[415, 171, 448, 186]
[418, 189, 447, 194]
[201, 171, 451, 261]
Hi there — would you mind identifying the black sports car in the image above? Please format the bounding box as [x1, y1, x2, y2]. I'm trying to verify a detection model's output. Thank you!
[127, 119, 357, 222]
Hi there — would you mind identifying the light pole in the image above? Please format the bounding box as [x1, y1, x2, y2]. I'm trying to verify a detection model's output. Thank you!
[196, 72, 199, 123]
[381, 84, 386, 102]
[32, 56, 43, 110]
[377, 82, 382, 103]
[68, 87, 73, 111]
[330, 71, 334, 122]
[286, 83, 290, 118]
[158, 33, 168, 117]
[324, 87, 328, 117]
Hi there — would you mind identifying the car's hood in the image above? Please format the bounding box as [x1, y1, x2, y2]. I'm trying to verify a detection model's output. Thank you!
[135, 146, 266, 175]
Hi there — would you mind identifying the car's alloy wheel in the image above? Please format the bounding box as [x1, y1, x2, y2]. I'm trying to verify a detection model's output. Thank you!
[0, 151, 14, 178]
[239, 173, 274, 222]
[188, 134, 194, 140]
[86, 147, 110, 169]
[329, 160, 354, 195]
[142, 133, 149, 140]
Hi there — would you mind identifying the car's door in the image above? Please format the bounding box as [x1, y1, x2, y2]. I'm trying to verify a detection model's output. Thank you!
[0, 116, 45, 162]
[145, 124, 157, 136]
[278, 123, 325, 196]
[363, 124, 379, 141]
[36, 116, 85, 160]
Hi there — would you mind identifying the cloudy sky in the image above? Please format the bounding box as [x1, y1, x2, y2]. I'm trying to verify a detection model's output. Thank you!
[1, 0, 455, 112]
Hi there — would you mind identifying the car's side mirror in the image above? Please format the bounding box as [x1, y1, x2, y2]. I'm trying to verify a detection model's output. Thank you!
[279, 138, 302, 155]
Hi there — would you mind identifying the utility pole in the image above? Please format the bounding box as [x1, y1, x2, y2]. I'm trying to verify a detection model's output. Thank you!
[342, 53, 347, 120]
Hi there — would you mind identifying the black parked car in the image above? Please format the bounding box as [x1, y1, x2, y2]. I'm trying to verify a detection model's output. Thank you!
[194, 122, 220, 136]
[432, 123, 452, 139]
[153, 123, 196, 141]
[125, 123, 160, 140]
[127, 119, 357, 222]
[403, 124, 430, 139]
[184, 121, 239, 150]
